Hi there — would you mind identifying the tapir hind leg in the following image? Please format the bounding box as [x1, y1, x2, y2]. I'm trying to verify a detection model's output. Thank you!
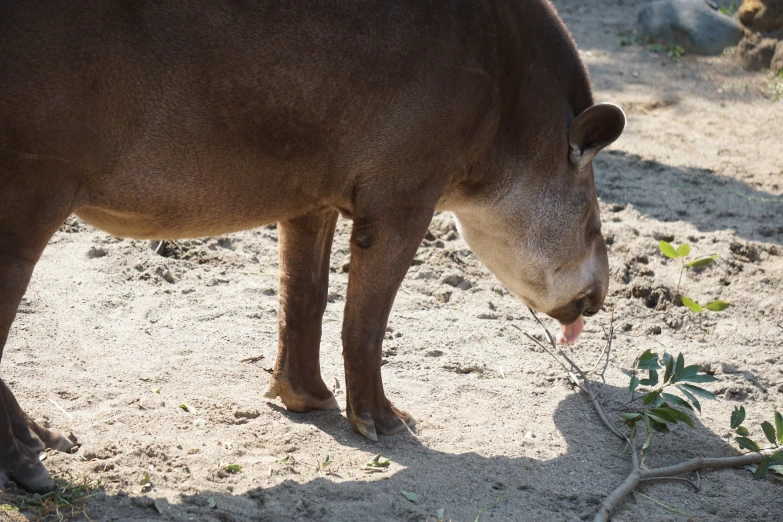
[0, 162, 78, 492]
[263, 209, 340, 412]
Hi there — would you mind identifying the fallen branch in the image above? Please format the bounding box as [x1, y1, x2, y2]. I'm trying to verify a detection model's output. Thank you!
[519, 309, 779, 522]
[595, 450, 774, 522]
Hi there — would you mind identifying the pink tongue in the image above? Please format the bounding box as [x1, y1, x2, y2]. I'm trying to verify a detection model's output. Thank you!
[557, 316, 584, 345]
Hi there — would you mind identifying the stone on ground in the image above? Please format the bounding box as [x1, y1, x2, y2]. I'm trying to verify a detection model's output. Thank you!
[771, 39, 783, 71]
[638, 0, 743, 55]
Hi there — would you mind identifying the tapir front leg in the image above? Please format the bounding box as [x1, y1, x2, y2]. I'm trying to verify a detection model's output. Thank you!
[264, 209, 340, 412]
[0, 163, 79, 492]
[341, 189, 437, 441]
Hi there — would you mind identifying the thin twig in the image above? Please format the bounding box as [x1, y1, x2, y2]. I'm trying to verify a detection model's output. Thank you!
[675, 261, 684, 299]
[591, 309, 615, 380]
[527, 309, 588, 382]
[642, 450, 775, 479]
[49, 398, 73, 419]
[639, 475, 700, 492]
[238, 355, 265, 363]
[632, 491, 698, 518]
[511, 324, 585, 392]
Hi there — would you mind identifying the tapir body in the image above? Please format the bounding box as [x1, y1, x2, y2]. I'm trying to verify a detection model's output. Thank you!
[0, 0, 624, 491]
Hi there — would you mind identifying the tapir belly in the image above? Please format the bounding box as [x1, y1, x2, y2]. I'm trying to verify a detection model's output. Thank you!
[73, 146, 347, 240]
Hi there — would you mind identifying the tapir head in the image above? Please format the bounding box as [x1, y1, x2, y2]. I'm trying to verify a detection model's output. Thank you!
[454, 103, 625, 344]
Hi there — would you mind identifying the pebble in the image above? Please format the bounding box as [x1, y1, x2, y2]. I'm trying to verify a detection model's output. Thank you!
[234, 409, 261, 419]
[441, 272, 465, 287]
[86, 246, 108, 259]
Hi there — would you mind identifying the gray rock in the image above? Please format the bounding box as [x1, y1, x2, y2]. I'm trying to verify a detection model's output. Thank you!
[638, 0, 743, 55]
[772, 40, 783, 72]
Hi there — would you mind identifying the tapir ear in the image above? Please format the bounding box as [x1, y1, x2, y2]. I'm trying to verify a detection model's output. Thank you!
[568, 102, 625, 169]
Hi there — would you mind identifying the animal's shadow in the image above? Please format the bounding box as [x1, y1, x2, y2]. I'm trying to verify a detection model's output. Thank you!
[60, 383, 781, 522]
[595, 150, 783, 245]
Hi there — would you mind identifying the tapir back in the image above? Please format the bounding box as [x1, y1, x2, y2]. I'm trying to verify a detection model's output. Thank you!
[0, 0, 588, 238]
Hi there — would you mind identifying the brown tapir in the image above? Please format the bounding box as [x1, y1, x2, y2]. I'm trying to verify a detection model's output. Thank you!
[0, 0, 624, 492]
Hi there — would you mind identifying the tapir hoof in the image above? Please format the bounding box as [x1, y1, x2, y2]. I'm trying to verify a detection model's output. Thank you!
[346, 398, 416, 442]
[4, 445, 55, 494]
[29, 423, 78, 454]
[263, 376, 339, 412]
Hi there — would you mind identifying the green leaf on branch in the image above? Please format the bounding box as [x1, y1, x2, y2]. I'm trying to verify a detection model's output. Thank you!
[736, 437, 761, 452]
[674, 367, 717, 384]
[629, 375, 640, 393]
[753, 456, 770, 479]
[768, 453, 783, 476]
[649, 406, 694, 428]
[762, 421, 777, 446]
[673, 353, 685, 381]
[681, 374, 717, 384]
[663, 353, 674, 383]
[659, 240, 680, 259]
[731, 406, 746, 429]
[672, 364, 700, 382]
[735, 426, 750, 436]
[776, 411, 783, 443]
[650, 419, 670, 433]
[642, 429, 654, 452]
[662, 393, 694, 412]
[681, 296, 703, 313]
[637, 350, 661, 371]
[675, 244, 691, 257]
[660, 406, 695, 428]
[639, 370, 659, 387]
[686, 255, 718, 268]
[621, 412, 641, 427]
[648, 408, 675, 423]
[678, 383, 716, 401]
[638, 359, 661, 372]
[705, 300, 730, 312]
[647, 408, 673, 422]
[642, 390, 662, 406]
[676, 385, 702, 413]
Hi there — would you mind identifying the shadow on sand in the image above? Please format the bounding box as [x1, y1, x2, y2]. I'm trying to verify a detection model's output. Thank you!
[16, 383, 778, 522]
[595, 150, 783, 244]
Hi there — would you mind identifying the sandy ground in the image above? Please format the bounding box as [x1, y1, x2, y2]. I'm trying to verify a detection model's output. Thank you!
[2, 0, 783, 520]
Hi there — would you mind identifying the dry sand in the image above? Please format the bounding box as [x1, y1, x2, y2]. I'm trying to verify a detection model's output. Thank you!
[2, 0, 782, 520]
